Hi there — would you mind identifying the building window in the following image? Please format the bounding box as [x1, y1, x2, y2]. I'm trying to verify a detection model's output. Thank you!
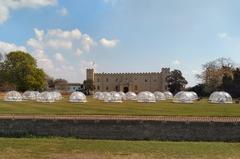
[115, 86, 119, 91]
[134, 85, 138, 91]
[106, 78, 109, 82]
[97, 86, 100, 90]
[106, 86, 109, 91]
[116, 78, 118, 82]
[145, 79, 148, 82]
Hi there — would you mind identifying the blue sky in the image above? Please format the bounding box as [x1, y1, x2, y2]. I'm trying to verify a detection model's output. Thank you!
[1, 0, 240, 86]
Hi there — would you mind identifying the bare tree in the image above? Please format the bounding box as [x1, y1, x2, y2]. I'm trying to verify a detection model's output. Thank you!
[197, 57, 234, 93]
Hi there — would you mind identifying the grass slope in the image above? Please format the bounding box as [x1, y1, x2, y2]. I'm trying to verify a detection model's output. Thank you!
[0, 137, 239, 159]
[0, 95, 240, 116]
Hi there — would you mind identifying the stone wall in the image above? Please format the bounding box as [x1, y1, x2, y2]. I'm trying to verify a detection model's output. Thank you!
[0, 118, 240, 141]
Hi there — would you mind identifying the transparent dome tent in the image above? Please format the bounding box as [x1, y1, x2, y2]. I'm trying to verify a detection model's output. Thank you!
[125, 92, 137, 100]
[94, 92, 102, 99]
[208, 91, 233, 104]
[104, 92, 123, 103]
[173, 91, 198, 103]
[119, 91, 126, 100]
[22, 91, 39, 100]
[51, 91, 62, 101]
[37, 91, 55, 103]
[4, 91, 22, 102]
[164, 91, 173, 99]
[69, 92, 87, 103]
[95, 92, 105, 100]
[137, 91, 156, 103]
[154, 91, 166, 101]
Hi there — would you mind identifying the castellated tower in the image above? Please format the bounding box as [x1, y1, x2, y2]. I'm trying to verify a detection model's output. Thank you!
[86, 68, 95, 81]
[161, 68, 170, 91]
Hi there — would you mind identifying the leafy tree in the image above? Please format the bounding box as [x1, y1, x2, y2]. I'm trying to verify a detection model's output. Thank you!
[0, 82, 16, 91]
[186, 84, 208, 97]
[83, 79, 94, 95]
[0, 51, 46, 92]
[166, 70, 188, 94]
[54, 78, 68, 91]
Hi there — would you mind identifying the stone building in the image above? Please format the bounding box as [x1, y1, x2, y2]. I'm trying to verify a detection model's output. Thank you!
[86, 68, 170, 93]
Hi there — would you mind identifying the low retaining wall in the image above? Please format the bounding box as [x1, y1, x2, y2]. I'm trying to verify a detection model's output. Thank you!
[0, 116, 240, 141]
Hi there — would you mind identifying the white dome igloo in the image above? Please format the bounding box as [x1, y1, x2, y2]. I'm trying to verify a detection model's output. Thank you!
[104, 92, 122, 103]
[4, 91, 22, 102]
[164, 91, 173, 99]
[37, 91, 55, 103]
[69, 92, 87, 103]
[94, 92, 102, 99]
[154, 91, 166, 101]
[51, 91, 62, 100]
[22, 91, 38, 100]
[119, 92, 126, 100]
[137, 91, 156, 103]
[209, 91, 232, 104]
[125, 92, 137, 100]
[173, 91, 198, 103]
[95, 92, 105, 100]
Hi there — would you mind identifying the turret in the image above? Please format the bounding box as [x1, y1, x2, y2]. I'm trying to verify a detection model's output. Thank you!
[86, 68, 95, 81]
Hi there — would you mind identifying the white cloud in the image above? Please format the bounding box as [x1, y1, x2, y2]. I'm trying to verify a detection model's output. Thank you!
[217, 32, 228, 39]
[47, 39, 73, 49]
[0, 41, 27, 54]
[0, 0, 57, 24]
[1, 28, 117, 82]
[54, 53, 65, 62]
[172, 60, 181, 65]
[26, 28, 99, 82]
[0, 5, 9, 24]
[81, 34, 95, 51]
[76, 48, 83, 56]
[58, 7, 68, 16]
[100, 38, 118, 48]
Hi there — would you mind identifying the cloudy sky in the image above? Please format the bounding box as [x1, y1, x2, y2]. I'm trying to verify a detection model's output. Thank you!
[1, 0, 240, 86]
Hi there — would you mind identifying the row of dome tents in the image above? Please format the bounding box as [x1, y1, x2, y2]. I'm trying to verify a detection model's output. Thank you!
[3, 90, 233, 104]
[94, 91, 233, 104]
[94, 91, 173, 103]
[4, 91, 87, 103]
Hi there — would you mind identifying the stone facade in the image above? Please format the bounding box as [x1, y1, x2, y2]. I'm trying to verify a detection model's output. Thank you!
[86, 68, 170, 93]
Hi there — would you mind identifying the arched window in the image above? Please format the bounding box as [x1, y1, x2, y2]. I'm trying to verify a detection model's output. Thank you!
[97, 86, 100, 90]
[106, 86, 109, 91]
[106, 78, 109, 82]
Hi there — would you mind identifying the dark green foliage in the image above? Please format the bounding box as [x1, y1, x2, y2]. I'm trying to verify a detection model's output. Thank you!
[166, 70, 188, 94]
[187, 84, 209, 97]
[0, 51, 46, 92]
[83, 79, 94, 95]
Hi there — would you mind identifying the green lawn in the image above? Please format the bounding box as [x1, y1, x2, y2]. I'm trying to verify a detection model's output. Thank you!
[0, 137, 239, 159]
[0, 95, 240, 116]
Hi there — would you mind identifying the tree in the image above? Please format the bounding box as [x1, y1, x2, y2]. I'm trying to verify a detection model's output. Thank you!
[166, 70, 188, 94]
[197, 57, 234, 93]
[83, 79, 94, 95]
[0, 51, 47, 92]
[186, 84, 208, 97]
[54, 78, 68, 91]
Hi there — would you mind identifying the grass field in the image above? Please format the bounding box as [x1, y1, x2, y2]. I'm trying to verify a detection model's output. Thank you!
[0, 137, 239, 159]
[0, 95, 240, 116]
